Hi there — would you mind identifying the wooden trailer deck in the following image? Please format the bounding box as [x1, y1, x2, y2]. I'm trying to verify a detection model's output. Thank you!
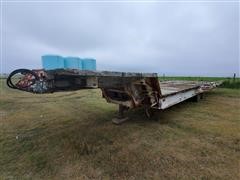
[160, 81, 201, 97]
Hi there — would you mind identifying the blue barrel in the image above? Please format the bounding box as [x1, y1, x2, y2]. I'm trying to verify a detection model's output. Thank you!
[82, 58, 96, 70]
[78, 59, 83, 70]
[64, 57, 81, 69]
[42, 55, 64, 70]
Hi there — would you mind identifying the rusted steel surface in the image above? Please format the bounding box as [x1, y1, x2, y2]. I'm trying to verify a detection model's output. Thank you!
[100, 76, 161, 108]
[47, 69, 158, 77]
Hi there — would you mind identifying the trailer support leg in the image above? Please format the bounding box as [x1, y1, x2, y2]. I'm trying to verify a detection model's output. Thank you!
[112, 105, 129, 125]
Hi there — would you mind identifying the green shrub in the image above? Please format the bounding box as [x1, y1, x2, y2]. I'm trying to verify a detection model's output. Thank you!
[220, 79, 240, 89]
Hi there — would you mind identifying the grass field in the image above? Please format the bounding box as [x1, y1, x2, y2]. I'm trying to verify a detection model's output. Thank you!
[0, 78, 240, 179]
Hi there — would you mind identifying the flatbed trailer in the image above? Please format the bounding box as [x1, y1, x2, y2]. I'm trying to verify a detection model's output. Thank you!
[7, 69, 219, 124]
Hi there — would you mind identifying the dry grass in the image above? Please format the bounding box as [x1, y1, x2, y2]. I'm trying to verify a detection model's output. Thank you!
[0, 79, 240, 179]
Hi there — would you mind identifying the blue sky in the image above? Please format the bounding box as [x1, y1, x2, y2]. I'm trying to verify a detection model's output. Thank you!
[1, 1, 239, 76]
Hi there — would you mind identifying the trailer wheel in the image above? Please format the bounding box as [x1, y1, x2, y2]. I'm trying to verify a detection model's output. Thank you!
[193, 94, 201, 102]
[6, 69, 39, 91]
[145, 107, 154, 118]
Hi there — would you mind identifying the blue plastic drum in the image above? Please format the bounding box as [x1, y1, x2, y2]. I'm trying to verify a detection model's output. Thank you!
[82, 58, 96, 71]
[42, 55, 64, 70]
[64, 57, 82, 70]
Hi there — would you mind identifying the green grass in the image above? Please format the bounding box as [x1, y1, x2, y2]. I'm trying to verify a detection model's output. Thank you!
[220, 79, 240, 89]
[0, 79, 240, 179]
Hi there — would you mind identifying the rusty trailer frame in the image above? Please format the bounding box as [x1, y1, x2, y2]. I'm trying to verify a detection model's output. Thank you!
[7, 69, 218, 124]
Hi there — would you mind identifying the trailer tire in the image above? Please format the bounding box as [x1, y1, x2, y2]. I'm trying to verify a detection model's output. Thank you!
[6, 69, 39, 90]
[145, 108, 155, 118]
[194, 94, 201, 102]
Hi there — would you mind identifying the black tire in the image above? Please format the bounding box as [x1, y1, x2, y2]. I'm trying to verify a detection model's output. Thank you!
[6, 69, 39, 90]
[193, 94, 201, 102]
[145, 107, 155, 118]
